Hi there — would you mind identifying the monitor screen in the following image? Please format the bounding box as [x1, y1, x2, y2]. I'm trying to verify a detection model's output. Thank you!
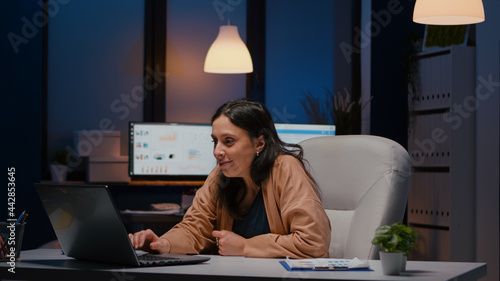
[128, 122, 335, 180]
[275, 123, 336, 144]
[129, 122, 216, 180]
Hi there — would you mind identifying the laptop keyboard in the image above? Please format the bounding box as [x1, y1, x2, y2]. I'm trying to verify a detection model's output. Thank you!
[138, 254, 182, 266]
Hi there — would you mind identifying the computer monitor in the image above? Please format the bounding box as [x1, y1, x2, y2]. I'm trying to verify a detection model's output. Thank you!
[128, 122, 335, 181]
[275, 123, 336, 144]
[129, 122, 216, 181]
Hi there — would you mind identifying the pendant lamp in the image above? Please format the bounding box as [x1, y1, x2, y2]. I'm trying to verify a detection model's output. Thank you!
[204, 0, 253, 73]
[413, 0, 485, 25]
[204, 25, 253, 74]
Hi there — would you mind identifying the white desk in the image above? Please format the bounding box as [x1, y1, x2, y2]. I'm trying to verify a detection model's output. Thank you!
[1, 249, 487, 281]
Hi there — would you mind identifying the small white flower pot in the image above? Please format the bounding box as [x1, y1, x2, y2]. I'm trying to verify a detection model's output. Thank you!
[401, 255, 407, 272]
[50, 164, 69, 182]
[380, 251, 403, 275]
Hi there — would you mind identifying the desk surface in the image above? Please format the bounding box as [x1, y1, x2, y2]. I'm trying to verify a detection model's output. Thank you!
[51, 180, 205, 186]
[1, 249, 487, 281]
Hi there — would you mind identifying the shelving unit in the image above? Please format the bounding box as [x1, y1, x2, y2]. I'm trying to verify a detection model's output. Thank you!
[407, 46, 476, 262]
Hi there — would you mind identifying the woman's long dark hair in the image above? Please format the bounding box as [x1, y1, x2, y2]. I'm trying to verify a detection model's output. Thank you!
[211, 99, 319, 219]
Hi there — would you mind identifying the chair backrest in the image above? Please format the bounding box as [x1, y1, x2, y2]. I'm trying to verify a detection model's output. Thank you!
[300, 135, 411, 260]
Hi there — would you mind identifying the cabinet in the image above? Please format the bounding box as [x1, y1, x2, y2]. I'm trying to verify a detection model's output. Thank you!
[407, 46, 476, 262]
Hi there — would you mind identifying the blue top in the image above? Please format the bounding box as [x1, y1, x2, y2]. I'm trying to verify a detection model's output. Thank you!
[232, 189, 271, 238]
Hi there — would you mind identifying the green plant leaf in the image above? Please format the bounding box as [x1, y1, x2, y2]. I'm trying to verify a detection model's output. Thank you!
[372, 222, 419, 254]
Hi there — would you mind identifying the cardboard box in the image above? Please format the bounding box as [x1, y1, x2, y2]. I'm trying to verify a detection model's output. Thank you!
[74, 130, 120, 156]
[88, 156, 129, 182]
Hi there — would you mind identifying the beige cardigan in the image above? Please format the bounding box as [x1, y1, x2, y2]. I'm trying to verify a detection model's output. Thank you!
[161, 154, 331, 258]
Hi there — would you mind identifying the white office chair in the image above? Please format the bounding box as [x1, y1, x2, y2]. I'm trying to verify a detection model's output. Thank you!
[300, 135, 411, 260]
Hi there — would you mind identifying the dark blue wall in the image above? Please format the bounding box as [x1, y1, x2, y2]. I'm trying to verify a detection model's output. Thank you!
[47, 0, 144, 158]
[265, 0, 335, 125]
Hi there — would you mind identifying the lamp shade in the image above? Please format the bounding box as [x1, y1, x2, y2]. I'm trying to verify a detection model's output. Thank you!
[413, 0, 485, 25]
[204, 25, 253, 74]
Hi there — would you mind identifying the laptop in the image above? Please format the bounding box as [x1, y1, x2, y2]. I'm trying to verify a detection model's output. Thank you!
[34, 183, 210, 267]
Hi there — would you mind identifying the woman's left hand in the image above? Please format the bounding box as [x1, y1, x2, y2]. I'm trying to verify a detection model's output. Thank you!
[212, 230, 246, 256]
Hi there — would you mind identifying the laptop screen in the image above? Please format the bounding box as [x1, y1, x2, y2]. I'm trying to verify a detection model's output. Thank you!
[35, 183, 141, 265]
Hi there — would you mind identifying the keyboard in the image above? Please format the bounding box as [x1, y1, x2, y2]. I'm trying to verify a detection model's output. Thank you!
[138, 254, 182, 266]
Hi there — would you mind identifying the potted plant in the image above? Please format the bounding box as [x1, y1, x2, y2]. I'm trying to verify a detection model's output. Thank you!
[371, 222, 419, 275]
[300, 88, 372, 135]
[50, 149, 70, 182]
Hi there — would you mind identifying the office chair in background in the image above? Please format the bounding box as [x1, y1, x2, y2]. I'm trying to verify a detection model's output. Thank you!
[300, 135, 411, 260]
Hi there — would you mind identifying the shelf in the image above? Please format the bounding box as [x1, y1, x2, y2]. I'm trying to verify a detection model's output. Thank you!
[407, 46, 476, 262]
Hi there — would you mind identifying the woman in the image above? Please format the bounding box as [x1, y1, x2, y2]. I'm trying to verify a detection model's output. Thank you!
[129, 99, 331, 258]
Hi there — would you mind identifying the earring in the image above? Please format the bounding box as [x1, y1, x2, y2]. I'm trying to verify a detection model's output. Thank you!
[256, 152, 260, 157]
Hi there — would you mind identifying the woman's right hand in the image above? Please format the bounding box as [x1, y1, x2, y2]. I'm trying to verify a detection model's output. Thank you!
[128, 229, 171, 253]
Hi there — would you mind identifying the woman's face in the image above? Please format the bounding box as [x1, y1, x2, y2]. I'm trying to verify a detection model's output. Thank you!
[211, 115, 263, 179]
